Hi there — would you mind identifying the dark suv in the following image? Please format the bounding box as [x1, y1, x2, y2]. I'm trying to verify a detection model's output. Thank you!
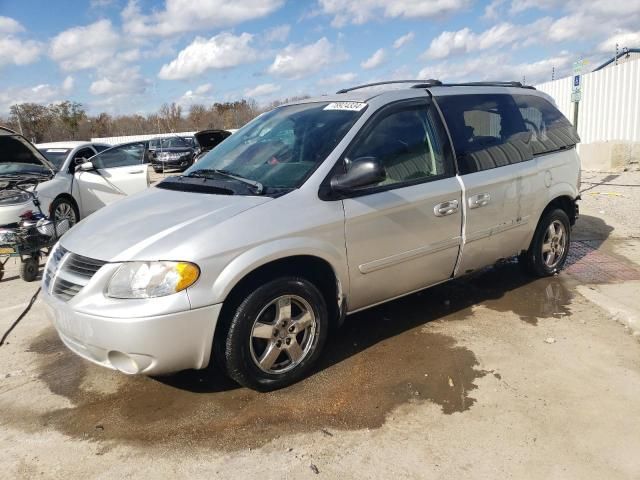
[148, 136, 195, 173]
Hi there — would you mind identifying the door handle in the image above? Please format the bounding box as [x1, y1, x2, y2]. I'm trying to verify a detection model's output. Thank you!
[129, 170, 144, 174]
[468, 193, 491, 209]
[434, 200, 459, 217]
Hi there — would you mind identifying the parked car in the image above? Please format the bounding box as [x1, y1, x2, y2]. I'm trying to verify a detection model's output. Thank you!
[42, 81, 581, 391]
[148, 136, 196, 173]
[193, 129, 232, 163]
[1, 132, 148, 231]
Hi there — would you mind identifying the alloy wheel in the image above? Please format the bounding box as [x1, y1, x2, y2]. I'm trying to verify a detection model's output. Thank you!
[249, 295, 318, 374]
[542, 219, 567, 268]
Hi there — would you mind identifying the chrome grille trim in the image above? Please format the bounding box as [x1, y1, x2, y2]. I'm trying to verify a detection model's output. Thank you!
[45, 245, 107, 302]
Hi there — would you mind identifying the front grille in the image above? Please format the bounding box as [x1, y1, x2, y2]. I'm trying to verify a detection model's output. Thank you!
[51, 277, 83, 302]
[45, 245, 107, 302]
[64, 253, 107, 279]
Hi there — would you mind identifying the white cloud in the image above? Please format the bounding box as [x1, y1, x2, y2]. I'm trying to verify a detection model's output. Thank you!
[318, 0, 470, 27]
[0, 17, 42, 67]
[424, 23, 522, 59]
[361, 48, 387, 69]
[122, 0, 284, 37]
[598, 30, 640, 52]
[244, 83, 281, 97]
[158, 33, 257, 80]
[49, 19, 120, 71]
[0, 77, 75, 113]
[176, 83, 214, 107]
[90, 67, 149, 96]
[0, 16, 24, 34]
[418, 52, 571, 84]
[0, 35, 42, 67]
[482, 0, 505, 20]
[268, 37, 339, 79]
[317, 72, 357, 86]
[393, 31, 415, 49]
[264, 24, 291, 43]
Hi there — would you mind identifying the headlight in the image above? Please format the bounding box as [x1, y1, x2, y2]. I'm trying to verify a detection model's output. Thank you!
[106, 261, 200, 299]
[0, 190, 30, 206]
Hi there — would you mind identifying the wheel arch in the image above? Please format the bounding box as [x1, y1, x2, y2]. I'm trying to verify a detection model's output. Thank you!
[50, 193, 80, 220]
[214, 253, 346, 344]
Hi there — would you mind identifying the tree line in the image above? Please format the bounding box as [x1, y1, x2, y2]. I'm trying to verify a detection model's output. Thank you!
[0, 96, 309, 143]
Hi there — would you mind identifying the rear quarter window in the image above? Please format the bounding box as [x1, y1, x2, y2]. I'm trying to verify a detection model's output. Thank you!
[513, 94, 580, 155]
[436, 94, 532, 174]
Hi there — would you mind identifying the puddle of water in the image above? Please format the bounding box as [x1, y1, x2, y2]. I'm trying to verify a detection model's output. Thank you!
[5, 260, 577, 450]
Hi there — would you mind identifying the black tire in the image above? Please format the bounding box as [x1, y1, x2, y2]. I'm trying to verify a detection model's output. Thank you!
[216, 277, 329, 391]
[20, 257, 39, 282]
[50, 196, 79, 227]
[521, 208, 571, 277]
[153, 168, 162, 173]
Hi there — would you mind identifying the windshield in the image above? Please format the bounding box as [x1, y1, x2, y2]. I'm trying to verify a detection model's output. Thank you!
[186, 102, 364, 191]
[39, 148, 71, 169]
[149, 137, 190, 149]
[0, 135, 53, 176]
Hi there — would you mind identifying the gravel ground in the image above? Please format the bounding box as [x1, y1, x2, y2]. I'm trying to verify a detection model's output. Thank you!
[1, 170, 640, 479]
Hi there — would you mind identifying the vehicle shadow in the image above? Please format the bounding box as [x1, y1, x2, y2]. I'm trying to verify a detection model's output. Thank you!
[158, 214, 611, 394]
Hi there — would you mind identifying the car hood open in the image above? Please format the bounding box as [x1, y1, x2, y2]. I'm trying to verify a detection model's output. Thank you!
[194, 129, 231, 151]
[60, 186, 272, 262]
[0, 132, 56, 175]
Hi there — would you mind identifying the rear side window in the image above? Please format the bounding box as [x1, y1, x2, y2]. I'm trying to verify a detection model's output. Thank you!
[436, 94, 532, 174]
[513, 95, 580, 155]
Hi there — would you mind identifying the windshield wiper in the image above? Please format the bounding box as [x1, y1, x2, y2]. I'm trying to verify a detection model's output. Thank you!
[185, 169, 264, 194]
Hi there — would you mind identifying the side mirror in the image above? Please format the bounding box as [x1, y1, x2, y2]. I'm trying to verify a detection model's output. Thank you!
[77, 161, 95, 172]
[73, 157, 88, 166]
[330, 157, 386, 192]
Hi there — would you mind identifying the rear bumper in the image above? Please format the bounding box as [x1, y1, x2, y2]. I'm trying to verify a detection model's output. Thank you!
[42, 290, 222, 375]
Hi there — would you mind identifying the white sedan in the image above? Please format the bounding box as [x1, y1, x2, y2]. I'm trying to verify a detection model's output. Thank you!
[0, 129, 150, 228]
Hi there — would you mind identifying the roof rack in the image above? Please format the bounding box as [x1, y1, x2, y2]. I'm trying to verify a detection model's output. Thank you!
[336, 79, 442, 94]
[336, 80, 536, 94]
[436, 81, 536, 89]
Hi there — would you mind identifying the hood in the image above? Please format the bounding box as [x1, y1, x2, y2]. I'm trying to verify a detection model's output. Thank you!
[194, 130, 231, 150]
[0, 132, 56, 175]
[61, 187, 272, 262]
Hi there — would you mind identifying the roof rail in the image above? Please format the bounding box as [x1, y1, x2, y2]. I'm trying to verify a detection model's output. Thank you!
[437, 81, 536, 89]
[336, 79, 442, 94]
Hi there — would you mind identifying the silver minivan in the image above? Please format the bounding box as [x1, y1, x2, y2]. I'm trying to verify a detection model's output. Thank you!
[42, 81, 580, 391]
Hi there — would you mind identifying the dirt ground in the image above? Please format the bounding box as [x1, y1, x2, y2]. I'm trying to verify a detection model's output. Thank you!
[1, 171, 640, 479]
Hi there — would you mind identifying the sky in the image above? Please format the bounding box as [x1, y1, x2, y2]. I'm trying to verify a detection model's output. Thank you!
[1, 0, 639, 115]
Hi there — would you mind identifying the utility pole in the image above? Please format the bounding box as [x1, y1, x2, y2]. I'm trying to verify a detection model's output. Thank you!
[14, 105, 24, 135]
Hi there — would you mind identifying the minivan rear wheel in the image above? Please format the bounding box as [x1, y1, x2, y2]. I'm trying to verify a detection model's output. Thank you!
[521, 208, 571, 277]
[217, 277, 329, 391]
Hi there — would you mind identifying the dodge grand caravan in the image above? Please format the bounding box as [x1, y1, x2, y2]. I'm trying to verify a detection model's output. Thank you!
[42, 80, 580, 391]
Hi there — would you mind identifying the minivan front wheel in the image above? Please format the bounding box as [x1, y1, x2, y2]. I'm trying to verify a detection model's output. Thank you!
[521, 208, 571, 277]
[219, 277, 329, 391]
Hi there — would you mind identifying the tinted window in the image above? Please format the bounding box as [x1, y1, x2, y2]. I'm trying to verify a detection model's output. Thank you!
[92, 142, 145, 169]
[93, 144, 110, 152]
[513, 94, 580, 155]
[346, 104, 452, 187]
[437, 94, 532, 174]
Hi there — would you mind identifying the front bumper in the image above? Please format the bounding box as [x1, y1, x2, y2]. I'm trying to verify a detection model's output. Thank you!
[42, 290, 222, 375]
[151, 157, 192, 170]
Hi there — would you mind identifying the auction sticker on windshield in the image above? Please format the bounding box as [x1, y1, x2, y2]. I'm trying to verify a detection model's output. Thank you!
[323, 102, 367, 111]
